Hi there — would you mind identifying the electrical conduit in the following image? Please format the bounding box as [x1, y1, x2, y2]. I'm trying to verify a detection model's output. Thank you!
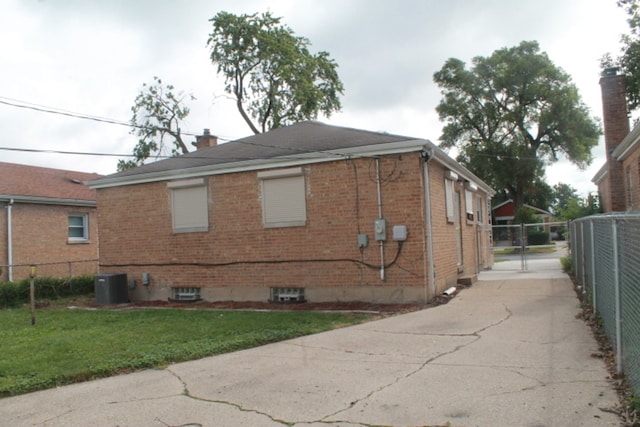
[375, 158, 385, 281]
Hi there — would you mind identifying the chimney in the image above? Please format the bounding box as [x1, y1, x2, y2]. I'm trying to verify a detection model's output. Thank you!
[600, 67, 629, 212]
[193, 128, 218, 150]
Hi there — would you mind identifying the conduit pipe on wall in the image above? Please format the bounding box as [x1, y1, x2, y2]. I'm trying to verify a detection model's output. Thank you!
[375, 158, 385, 281]
[7, 199, 13, 282]
[422, 149, 436, 301]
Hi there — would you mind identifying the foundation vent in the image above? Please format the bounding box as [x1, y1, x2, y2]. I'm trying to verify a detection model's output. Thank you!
[270, 287, 305, 303]
[171, 287, 201, 301]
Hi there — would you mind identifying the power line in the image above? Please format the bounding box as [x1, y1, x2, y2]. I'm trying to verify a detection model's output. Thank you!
[0, 96, 206, 137]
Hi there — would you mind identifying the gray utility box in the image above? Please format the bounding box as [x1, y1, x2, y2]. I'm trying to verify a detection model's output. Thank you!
[95, 273, 129, 305]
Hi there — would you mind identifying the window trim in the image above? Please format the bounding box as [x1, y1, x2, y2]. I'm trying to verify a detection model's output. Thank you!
[68, 213, 89, 243]
[168, 178, 209, 233]
[258, 167, 307, 228]
[445, 178, 455, 223]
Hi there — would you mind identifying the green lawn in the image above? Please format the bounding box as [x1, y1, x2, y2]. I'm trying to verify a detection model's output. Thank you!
[0, 305, 372, 397]
[492, 245, 557, 255]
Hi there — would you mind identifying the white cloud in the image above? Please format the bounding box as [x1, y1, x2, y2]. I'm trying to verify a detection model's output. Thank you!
[0, 0, 630, 198]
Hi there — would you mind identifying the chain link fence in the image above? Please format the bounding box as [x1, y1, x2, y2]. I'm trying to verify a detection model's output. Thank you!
[1, 259, 98, 282]
[492, 222, 567, 271]
[571, 213, 640, 397]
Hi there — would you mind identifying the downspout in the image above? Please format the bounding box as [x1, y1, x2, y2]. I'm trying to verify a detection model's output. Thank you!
[375, 158, 385, 280]
[422, 150, 436, 301]
[7, 199, 13, 282]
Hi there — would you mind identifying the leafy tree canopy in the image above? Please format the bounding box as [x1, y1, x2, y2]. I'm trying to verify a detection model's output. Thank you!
[118, 76, 194, 171]
[207, 11, 344, 134]
[434, 41, 601, 211]
[602, 0, 640, 111]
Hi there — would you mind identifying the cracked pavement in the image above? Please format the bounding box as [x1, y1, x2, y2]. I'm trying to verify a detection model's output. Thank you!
[0, 255, 623, 427]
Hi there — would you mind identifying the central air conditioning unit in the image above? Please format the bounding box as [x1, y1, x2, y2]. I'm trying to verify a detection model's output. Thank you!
[270, 287, 305, 303]
[170, 287, 201, 301]
[94, 273, 129, 305]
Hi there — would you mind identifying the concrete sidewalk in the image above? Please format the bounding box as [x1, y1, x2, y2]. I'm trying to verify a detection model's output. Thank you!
[0, 252, 623, 426]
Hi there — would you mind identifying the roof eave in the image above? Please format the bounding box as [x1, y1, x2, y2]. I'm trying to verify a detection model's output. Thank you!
[592, 163, 608, 185]
[429, 147, 497, 196]
[612, 122, 640, 161]
[89, 139, 429, 189]
[0, 194, 97, 207]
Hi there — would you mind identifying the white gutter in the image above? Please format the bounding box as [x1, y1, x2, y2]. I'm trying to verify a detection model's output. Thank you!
[0, 194, 96, 207]
[87, 139, 430, 189]
[423, 151, 436, 301]
[7, 199, 13, 281]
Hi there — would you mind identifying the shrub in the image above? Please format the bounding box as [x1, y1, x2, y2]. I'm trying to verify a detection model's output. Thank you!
[0, 276, 94, 308]
[560, 256, 573, 275]
[527, 230, 550, 245]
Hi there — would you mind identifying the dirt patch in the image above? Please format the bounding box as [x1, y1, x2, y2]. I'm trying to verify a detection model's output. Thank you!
[130, 299, 429, 314]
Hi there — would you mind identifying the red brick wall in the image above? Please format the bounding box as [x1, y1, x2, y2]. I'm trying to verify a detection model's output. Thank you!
[600, 73, 630, 212]
[97, 153, 492, 303]
[0, 201, 98, 281]
[623, 149, 640, 210]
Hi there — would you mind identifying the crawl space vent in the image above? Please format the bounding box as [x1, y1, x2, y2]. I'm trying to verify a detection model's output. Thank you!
[270, 287, 305, 302]
[171, 287, 201, 301]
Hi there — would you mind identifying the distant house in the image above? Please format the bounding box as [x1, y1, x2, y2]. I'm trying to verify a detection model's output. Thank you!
[0, 162, 101, 281]
[593, 68, 640, 212]
[491, 199, 554, 245]
[88, 122, 495, 304]
[492, 199, 553, 225]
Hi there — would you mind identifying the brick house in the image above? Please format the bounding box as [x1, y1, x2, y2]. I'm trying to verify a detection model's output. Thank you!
[491, 199, 554, 244]
[593, 67, 640, 212]
[89, 122, 495, 304]
[0, 162, 101, 281]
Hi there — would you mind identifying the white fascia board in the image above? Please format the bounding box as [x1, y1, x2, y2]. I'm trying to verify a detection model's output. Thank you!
[88, 139, 430, 189]
[612, 122, 640, 161]
[429, 147, 497, 196]
[0, 194, 96, 207]
[592, 163, 608, 185]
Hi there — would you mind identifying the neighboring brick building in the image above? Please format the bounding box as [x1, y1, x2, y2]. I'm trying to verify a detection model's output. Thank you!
[89, 122, 495, 304]
[593, 67, 640, 212]
[0, 162, 101, 281]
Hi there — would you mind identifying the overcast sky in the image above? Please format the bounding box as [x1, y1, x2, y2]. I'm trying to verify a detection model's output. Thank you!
[0, 0, 629, 197]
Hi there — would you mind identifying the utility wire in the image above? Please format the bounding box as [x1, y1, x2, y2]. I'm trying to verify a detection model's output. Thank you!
[0, 96, 353, 160]
[0, 96, 207, 137]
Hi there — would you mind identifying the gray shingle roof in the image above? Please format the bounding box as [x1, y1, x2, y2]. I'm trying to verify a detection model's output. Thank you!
[106, 121, 415, 180]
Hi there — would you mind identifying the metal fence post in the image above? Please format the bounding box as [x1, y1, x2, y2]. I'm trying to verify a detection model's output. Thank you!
[612, 219, 622, 375]
[590, 219, 596, 306]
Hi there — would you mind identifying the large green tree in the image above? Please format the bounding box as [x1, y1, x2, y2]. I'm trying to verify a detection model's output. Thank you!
[603, 0, 640, 111]
[118, 76, 194, 171]
[207, 11, 344, 134]
[434, 41, 601, 212]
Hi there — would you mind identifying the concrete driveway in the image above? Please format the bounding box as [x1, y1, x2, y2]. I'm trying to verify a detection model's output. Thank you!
[0, 247, 623, 426]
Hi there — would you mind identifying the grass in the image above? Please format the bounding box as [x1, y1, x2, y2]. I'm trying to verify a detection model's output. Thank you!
[492, 245, 557, 255]
[0, 304, 373, 397]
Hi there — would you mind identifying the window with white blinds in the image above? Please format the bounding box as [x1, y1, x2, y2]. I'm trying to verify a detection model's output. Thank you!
[168, 178, 209, 233]
[445, 178, 455, 223]
[258, 168, 306, 228]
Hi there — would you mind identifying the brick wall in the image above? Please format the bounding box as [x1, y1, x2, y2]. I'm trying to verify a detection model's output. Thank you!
[97, 153, 492, 303]
[623, 149, 640, 210]
[0, 201, 98, 281]
[600, 72, 630, 212]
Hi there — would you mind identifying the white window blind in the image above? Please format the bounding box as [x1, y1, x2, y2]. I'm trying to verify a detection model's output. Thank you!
[445, 179, 455, 223]
[259, 168, 306, 227]
[169, 179, 208, 233]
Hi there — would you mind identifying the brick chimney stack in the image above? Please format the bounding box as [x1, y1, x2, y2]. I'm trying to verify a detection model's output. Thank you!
[193, 129, 218, 150]
[600, 67, 629, 212]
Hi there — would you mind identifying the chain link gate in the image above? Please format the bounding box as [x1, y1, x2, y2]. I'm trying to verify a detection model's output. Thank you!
[492, 221, 568, 271]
